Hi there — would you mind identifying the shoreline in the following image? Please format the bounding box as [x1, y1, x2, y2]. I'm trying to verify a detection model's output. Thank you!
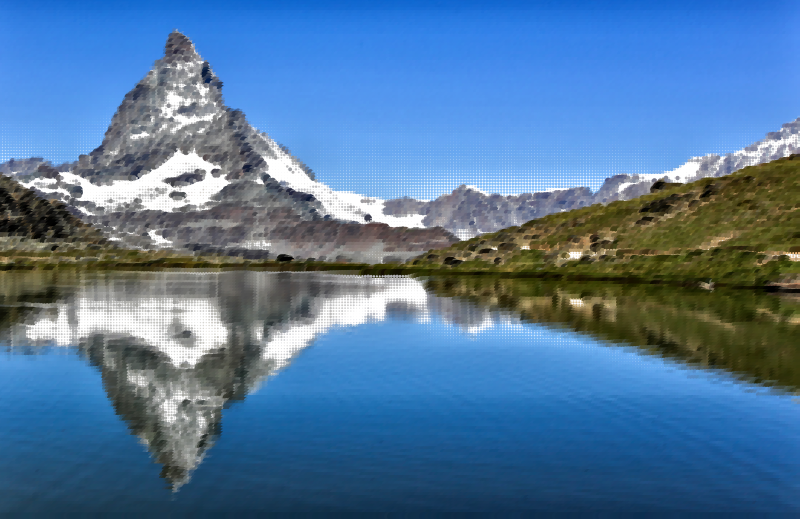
[0, 254, 797, 293]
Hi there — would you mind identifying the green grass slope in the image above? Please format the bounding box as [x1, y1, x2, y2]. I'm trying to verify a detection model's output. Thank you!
[409, 154, 800, 287]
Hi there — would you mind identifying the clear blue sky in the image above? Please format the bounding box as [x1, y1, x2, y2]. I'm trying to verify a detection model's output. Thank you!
[1, 0, 798, 200]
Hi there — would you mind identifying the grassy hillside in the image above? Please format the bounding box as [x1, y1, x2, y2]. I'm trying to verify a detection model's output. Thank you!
[3, 153, 800, 287]
[408, 154, 800, 287]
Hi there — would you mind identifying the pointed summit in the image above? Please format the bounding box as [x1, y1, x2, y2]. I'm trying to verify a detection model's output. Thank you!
[16, 30, 458, 260]
[164, 30, 199, 64]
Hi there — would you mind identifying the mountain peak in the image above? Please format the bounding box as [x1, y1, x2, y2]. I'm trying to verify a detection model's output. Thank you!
[3, 29, 457, 260]
[164, 30, 199, 64]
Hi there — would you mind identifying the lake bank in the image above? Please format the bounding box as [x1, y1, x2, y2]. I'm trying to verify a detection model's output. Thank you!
[0, 248, 799, 292]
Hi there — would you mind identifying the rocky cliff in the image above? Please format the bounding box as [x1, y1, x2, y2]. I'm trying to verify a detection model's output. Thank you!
[7, 31, 456, 262]
[0, 172, 111, 251]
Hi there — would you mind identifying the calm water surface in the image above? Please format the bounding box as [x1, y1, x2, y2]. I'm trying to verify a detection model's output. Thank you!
[1, 270, 799, 515]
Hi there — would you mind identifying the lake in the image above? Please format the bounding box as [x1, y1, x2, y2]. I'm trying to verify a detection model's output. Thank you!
[1, 270, 799, 515]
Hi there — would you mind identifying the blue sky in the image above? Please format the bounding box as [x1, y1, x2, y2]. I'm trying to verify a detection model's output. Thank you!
[1, 0, 798, 200]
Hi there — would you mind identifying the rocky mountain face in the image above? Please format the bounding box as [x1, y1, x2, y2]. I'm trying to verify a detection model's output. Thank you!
[0, 173, 111, 251]
[386, 185, 595, 239]
[384, 116, 800, 238]
[8, 31, 455, 263]
[4, 30, 799, 249]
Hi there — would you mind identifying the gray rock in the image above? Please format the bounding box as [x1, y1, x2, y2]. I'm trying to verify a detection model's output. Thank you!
[382, 116, 800, 238]
[0, 31, 456, 262]
[4, 29, 799, 256]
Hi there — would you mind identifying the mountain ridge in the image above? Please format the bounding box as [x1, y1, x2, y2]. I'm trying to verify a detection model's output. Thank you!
[408, 154, 800, 288]
[5, 31, 456, 263]
[382, 116, 800, 238]
[3, 30, 799, 260]
[6, 104, 798, 257]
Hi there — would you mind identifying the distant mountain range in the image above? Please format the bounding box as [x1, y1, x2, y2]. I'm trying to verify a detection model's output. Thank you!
[411, 153, 800, 288]
[384, 117, 800, 238]
[1, 30, 798, 261]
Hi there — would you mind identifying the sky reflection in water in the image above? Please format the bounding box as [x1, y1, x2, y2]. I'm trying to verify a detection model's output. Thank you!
[1, 271, 799, 514]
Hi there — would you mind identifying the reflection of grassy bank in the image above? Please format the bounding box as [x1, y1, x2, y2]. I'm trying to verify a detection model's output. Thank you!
[3, 268, 800, 395]
[424, 276, 800, 393]
[0, 270, 82, 345]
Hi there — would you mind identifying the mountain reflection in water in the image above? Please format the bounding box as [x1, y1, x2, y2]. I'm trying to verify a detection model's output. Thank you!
[1, 270, 799, 497]
[1, 271, 436, 490]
